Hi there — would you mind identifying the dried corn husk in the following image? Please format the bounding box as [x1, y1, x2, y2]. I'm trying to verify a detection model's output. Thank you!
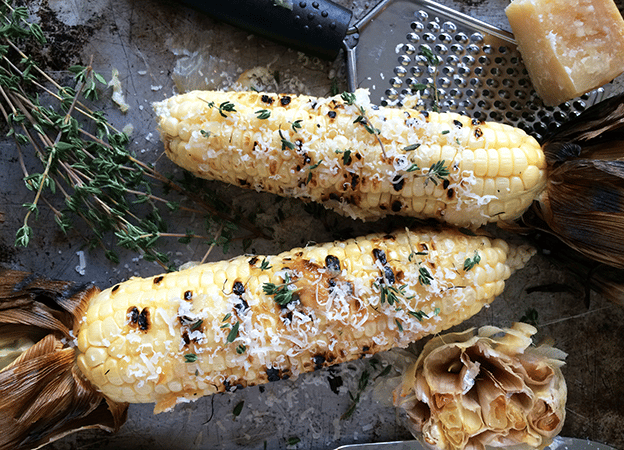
[0, 269, 127, 450]
[393, 322, 567, 450]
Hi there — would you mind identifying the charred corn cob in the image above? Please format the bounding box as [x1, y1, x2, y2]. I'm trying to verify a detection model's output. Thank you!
[154, 89, 547, 228]
[74, 227, 533, 414]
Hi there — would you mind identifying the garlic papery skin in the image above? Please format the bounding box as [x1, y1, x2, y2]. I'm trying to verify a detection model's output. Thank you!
[393, 322, 567, 450]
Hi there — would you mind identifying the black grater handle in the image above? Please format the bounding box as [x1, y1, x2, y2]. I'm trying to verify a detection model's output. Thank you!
[174, 0, 353, 60]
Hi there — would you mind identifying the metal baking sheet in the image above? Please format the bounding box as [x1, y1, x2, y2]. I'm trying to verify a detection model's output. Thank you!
[1, 0, 623, 449]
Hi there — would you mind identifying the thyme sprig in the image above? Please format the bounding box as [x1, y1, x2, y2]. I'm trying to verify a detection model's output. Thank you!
[411, 45, 442, 112]
[405, 160, 450, 186]
[340, 91, 387, 159]
[0, 0, 265, 267]
[263, 272, 300, 305]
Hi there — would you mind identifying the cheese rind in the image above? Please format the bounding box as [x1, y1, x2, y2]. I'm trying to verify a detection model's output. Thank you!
[506, 0, 624, 106]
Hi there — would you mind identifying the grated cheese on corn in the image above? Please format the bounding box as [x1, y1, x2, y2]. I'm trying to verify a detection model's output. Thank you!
[153, 89, 547, 228]
[75, 227, 534, 413]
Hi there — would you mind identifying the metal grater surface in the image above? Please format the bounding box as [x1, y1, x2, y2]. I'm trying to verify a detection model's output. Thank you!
[347, 0, 614, 141]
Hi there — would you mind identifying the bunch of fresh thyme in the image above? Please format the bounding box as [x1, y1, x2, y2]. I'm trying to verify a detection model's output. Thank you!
[0, 0, 263, 268]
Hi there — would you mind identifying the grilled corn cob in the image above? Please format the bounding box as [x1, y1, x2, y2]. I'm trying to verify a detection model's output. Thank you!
[75, 227, 533, 413]
[1, 228, 534, 447]
[154, 89, 547, 228]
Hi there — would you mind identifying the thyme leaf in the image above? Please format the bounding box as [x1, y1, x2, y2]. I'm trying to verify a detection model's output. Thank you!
[305, 159, 323, 185]
[232, 400, 245, 417]
[279, 128, 296, 151]
[255, 109, 271, 120]
[259, 257, 272, 270]
[227, 321, 240, 343]
[418, 265, 433, 286]
[463, 251, 481, 271]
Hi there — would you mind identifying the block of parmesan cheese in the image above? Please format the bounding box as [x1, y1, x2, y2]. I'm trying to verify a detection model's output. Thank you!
[506, 0, 624, 106]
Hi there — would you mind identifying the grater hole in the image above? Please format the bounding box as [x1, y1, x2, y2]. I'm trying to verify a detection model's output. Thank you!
[449, 88, 462, 99]
[439, 33, 453, 43]
[439, 77, 451, 88]
[444, 99, 457, 111]
[394, 66, 408, 76]
[506, 67, 518, 76]
[410, 22, 425, 32]
[490, 111, 504, 121]
[483, 45, 494, 54]
[385, 88, 399, 100]
[398, 55, 411, 66]
[573, 100, 586, 110]
[553, 111, 567, 122]
[534, 122, 549, 136]
[495, 56, 506, 65]
[403, 43, 417, 54]
[505, 111, 519, 121]
[390, 77, 402, 88]
[446, 55, 460, 66]
[423, 32, 436, 43]
[503, 78, 514, 88]
[455, 32, 469, 44]
[478, 55, 490, 65]
[470, 32, 484, 43]
[459, 100, 474, 110]
[454, 76, 467, 88]
[467, 44, 480, 55]
[416, 10, 428, 21]
[411, 66, 424, 76]
[407, 32, 420, 43]
[451, 44, 464, 56]
[486, 78, 499, 88]
[442, 66, 455, 75]
[462, 55, 475, 65]
[427, 21, 441, 32]
[435, 44, 448, 54]
[442, 21, 457, 33]
[416, 55, 428, 66]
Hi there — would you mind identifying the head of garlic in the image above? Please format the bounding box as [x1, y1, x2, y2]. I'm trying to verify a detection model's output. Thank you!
[393, 322, 567, 450]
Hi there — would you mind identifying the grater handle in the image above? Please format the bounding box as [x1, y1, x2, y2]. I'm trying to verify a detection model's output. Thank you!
[174, 0, 353, 60]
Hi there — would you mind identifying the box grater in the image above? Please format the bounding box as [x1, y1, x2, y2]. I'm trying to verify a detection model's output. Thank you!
[344, 0, 616, 141]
